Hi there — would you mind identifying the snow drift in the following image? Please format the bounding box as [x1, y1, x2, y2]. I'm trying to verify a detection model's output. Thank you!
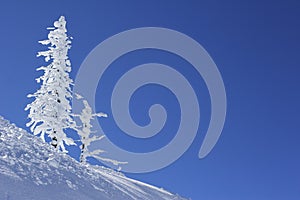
[0, 116, 187, 200]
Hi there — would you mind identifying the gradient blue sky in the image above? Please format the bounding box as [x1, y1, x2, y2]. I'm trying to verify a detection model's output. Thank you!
[0, 0, 299, 199]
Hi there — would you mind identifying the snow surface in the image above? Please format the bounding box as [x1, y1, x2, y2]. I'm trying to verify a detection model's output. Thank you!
[0, 116, 187, 200]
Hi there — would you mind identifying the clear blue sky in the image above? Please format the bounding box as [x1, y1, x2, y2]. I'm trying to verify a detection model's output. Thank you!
[0, 0, 299, 199]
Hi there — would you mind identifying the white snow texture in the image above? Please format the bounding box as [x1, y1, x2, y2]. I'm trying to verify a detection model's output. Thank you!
[0, 116, 187, 200]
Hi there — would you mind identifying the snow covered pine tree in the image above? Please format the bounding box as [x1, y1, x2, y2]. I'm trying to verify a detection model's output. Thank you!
[25, 16, 75, 152]
[73, 94, 127, 167]
[73, 94, 107, 163]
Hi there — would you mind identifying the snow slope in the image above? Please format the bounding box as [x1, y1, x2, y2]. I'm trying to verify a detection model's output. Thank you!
[0, 116, 187, 200]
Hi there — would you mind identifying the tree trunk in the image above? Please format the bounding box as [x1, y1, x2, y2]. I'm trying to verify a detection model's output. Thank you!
[80, 137, 86, 163]
[51, 130, 58, 149]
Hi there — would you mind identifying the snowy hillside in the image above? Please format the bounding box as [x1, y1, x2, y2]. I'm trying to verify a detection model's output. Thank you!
[0, 116, 187, 200]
